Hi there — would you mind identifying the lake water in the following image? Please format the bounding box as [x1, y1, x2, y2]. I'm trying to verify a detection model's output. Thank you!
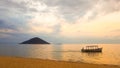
[0, 44, 120, 66]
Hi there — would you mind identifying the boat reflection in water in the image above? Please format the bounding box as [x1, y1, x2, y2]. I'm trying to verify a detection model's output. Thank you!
[81, 45, 102, 52]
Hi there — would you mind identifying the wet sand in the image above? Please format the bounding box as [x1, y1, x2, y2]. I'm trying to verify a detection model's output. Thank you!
[0, 57, 119, 68]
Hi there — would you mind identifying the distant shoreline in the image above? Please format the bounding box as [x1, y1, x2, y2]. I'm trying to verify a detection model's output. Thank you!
[0, 56, 119, 68]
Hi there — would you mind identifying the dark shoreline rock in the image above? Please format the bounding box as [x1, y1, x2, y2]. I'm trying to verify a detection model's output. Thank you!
[20, 37, 50, 44]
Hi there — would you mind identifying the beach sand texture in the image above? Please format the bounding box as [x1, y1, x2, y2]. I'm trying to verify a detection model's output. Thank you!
[0, 57, 119, 68]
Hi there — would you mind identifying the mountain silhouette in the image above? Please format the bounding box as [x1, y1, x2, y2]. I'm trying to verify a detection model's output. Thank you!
[20, 37, 50, 44]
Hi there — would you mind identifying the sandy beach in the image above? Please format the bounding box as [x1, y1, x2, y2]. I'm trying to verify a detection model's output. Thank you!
[0, 57, 119, 68]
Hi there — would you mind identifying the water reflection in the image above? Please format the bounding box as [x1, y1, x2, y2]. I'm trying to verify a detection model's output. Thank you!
[51, 44, 62, 60]
[0, 44, 120, 65]
[81, 52, 102, 57]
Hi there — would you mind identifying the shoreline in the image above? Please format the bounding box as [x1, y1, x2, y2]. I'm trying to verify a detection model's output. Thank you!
[0, 56, 120, 68]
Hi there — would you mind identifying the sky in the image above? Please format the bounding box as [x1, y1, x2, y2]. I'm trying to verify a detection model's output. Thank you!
[0, 0, 120, 43]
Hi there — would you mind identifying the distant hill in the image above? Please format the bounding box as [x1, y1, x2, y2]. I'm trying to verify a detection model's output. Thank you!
[20, 37, 50, 44]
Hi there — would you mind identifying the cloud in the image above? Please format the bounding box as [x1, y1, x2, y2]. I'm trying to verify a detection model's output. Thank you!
[0, 0, 120, 43]
[60, 0, 120, 39]
[77, 0, 120, 22]
[43, 0, 98, 22]
[27, 9, 65, 34]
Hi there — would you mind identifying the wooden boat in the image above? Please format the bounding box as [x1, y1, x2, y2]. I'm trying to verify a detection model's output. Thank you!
[81, 45, 102, 52]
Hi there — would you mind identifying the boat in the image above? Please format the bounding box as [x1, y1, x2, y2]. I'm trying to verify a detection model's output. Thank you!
[81, 45, 102, 52]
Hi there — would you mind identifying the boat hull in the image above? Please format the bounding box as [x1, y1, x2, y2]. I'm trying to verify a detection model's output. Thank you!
[81, 48, 102, 52]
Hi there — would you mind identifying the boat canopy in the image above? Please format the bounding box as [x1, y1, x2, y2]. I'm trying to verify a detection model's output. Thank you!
[86, 45, 98, 47]
[85, 45, 99, 49]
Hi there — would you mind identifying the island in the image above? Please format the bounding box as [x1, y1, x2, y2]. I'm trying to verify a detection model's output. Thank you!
[20, 37, 50, 44]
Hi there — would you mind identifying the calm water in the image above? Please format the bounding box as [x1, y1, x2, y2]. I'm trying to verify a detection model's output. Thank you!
[0, 44, 120, 66]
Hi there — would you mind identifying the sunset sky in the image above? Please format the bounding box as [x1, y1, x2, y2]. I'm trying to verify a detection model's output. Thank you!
[0, 0, 120, 43]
